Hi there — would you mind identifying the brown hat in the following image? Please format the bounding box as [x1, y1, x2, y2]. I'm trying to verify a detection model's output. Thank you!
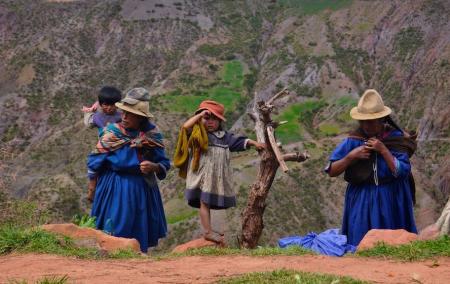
[195, 100, 226, 121]
[350, 89, 392, 120]
[115, 87, 153, 118]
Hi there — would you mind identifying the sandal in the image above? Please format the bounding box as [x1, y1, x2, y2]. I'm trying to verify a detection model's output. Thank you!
[204, 231, 224, 244]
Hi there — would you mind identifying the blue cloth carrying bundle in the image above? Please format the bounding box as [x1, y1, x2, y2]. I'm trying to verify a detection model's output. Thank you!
[278, 229, 356, 256]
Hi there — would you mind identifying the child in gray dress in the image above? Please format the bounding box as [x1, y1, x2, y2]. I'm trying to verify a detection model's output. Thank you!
[178, 100, 265, 244]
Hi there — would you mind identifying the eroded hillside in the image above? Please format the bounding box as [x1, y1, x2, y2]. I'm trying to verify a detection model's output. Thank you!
[0, 0, 449, 250]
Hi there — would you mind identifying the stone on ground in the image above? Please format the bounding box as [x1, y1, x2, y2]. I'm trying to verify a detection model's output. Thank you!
[357, 229, 418, 251]
[172, 238, 220, 253]
[418, 223, 441, 240]
[41, 223, 140, 253]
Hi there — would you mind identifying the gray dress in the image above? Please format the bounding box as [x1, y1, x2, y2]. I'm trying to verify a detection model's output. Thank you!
[185, 130, 248, 209]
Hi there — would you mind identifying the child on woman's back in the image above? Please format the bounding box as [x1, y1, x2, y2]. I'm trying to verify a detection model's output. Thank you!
[82, 86, 122, 136]
[174, 100, 265, 244]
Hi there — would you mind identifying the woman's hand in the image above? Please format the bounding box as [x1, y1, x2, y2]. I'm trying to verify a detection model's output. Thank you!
[365, 138, 397, 174]
[87, 179, 97, 203]
[364, 138, 388, 154]
[347, 145, 371, 161]
[140, 160, 160, 174]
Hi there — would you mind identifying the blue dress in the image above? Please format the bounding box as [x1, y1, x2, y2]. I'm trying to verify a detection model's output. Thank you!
[328, 130, 417, 246]
[87, 124, 170, 252]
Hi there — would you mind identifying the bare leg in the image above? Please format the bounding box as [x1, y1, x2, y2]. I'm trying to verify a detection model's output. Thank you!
[200, 201, 224, 244]
[200, 200, 211, 233]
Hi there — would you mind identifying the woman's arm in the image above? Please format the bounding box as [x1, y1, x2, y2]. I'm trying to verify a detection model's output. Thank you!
[87, 178, 97, 203]
[183, 110, 209, 129]
[327, 145, 371, 177]
[86, 152, 108, 203]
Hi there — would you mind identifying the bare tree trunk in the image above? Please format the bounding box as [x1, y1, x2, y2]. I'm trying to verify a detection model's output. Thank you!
[436, 198, 450, 235]
[240, 89, 308, 249]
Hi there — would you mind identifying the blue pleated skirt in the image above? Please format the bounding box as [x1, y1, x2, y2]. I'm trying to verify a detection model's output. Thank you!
[342, 179, 417, 246]
[91, 170, 167, 252]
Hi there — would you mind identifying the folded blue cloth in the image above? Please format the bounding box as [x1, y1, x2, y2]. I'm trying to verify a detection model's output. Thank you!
[278, 228, 356, 256]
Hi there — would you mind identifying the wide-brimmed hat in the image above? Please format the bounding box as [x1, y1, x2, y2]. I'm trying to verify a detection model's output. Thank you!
[350, 89, 392, 120]
[195, 100, 226, 121]
[115, 87, 153, 118]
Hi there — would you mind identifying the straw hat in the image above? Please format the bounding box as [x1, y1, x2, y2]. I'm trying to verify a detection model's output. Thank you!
[195, 100, 226, 121]
[115, 87, 154, 118]
[350, 89, 391, 120]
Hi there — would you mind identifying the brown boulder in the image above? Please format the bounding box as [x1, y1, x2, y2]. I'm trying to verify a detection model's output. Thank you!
[418, 223, 441, 240]
[172, 238, 221, 253]
[41, 223, 141, 253]
[357, 229, 418, 251]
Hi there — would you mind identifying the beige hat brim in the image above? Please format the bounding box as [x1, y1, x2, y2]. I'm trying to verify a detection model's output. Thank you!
[350, 106, 391, 120]
[115, 102, 154, 118]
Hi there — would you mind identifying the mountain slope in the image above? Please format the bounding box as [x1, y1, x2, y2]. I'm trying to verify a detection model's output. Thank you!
[0, 0, 449, 250]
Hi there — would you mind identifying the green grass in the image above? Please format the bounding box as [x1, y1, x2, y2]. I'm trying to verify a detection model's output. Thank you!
[217, 269, 368, 284]
[278, 0, 353, 15]
[0, 225, 97, 257]
[159, 87, 241, 114]
[166, 210, 197, 224]
[8, 275, 70, 284]
[108, 248, 144, 259]
[336, 96, 357, 106]
[71, 214, 96, 229]
[0, 225, 142, 259]
[275, 100, 327, 143]
[163, 245, 312, 259]
[357, 235, 450, 261]
[157, 60, 245, 118]
[222, 60, 244, 89]
[319, 123, 340, 136]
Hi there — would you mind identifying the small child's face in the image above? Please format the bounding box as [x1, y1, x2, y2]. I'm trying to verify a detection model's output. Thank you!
[101, 103, 117, 115]
[202, 114, 220, 132]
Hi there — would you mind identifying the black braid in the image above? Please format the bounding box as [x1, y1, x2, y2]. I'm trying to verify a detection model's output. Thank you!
[384, 115, 403, 133]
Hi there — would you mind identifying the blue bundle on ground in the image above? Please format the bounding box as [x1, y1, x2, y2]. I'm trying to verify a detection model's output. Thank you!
[278, 228, 356, 256]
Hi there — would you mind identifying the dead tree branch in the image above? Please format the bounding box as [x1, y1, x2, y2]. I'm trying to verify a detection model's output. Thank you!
[240, 88, 309, 249]
[267, 125, 288, 172]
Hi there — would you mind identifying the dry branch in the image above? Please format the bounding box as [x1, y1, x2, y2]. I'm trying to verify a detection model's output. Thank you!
[267, 125, 289, 172]
[240, 88, 309, 249]
[267, 87, 289, 105]
[283, 152, 309, 162]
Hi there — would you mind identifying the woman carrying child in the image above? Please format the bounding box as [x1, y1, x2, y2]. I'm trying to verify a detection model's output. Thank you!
[174, 100, 265, 244]
[87, 88, 169, 252]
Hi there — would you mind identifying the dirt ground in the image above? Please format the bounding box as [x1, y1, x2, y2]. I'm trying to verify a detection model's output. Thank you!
[1, 254, 449, 283]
